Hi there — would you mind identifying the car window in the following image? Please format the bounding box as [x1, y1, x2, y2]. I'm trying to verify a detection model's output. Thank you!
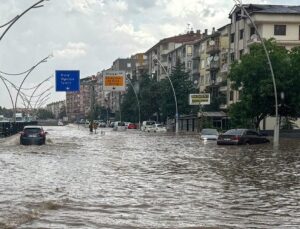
[224, 129, 244, 135]
[246, 130, 259, 136]
[146, 121, 155, 125]
[24, 128, 41, 134]
[201, 129, 218, 135]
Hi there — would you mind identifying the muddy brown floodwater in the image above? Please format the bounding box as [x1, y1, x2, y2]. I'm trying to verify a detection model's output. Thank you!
[0, 125, 299, 228]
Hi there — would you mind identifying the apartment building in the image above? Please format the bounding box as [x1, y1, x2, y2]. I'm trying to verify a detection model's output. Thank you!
[66, 76, 96, 121]
[166, 41, 195, 78]
[145, 31, 203, 81]
[228, 4, 300, 103]
[131, 53, 148, 80]
[46, 100, 66, 119]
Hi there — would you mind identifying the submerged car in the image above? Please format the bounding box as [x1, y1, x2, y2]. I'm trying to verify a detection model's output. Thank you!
[146, 124, 167, 133]
[141, 121, 156, 132]
[200, 128, 219, 140]
[20, 126, 47, 145]
[217, 129, 270, 145]
[127, 123, 137, 129]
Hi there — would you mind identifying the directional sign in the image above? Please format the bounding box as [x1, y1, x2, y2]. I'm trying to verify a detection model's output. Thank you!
[189, 93, 210, 105]
[103, 70, 125, 91]
[55, 70, 80, 92]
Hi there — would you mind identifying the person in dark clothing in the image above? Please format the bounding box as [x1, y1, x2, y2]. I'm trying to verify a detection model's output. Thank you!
[89, 121, 93, 133]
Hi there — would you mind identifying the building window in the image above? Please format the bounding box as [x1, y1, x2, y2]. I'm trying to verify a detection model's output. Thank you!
[230, 91, 234, 101]
[239, 49, 244, 58]
[250, 27, 255, 36]
[230, 53, 235, 62]
[230, 33, 235, 43]
[240, 29, 244, 39]
[201, 59, 205, 69]
[187, 61, 192, 69]
[187, 46, 192, 56]
[127, 63, 131, 68]
[274, 25, 286, 36]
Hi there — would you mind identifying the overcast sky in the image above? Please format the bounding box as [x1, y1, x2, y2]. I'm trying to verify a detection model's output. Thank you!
[0, 0, 299, 108]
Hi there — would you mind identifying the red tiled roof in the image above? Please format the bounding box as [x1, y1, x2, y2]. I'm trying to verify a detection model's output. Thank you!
[145, 32, 203, 53]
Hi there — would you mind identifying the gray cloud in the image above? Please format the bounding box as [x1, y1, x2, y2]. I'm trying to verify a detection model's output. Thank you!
[0, 0, 297, 107]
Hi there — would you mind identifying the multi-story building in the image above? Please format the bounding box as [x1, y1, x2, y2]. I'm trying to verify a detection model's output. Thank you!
[228, 4, 300, 103]
[145, 30, 203, 81]
[131, 53, 148, 80]
[46, 100, 66, 119]
[166, 41, 196, 78]
[66, 76, 95, 121]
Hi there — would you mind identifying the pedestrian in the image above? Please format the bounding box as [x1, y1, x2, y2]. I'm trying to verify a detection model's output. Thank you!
[89, 121, 93, 133]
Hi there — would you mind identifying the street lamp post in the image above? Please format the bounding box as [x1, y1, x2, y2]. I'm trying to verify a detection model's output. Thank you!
[125, 74, 141, 130]
[152, 55, 179, 133]
[234, 0, 279, 148]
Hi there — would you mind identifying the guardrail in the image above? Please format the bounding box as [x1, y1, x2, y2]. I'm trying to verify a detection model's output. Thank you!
[0, 121, 38, 138]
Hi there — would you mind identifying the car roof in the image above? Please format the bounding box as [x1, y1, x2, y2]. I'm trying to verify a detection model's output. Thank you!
[24, 125, 43, 129]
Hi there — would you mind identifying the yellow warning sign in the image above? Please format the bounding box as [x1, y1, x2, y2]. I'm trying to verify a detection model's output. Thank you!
[104, 75, 124, 86]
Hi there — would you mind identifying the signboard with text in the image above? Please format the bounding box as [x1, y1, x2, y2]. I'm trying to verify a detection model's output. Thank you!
[55, 70, 80, 92]
[103, 70, 125, 91]
[189, 93, 210, 105]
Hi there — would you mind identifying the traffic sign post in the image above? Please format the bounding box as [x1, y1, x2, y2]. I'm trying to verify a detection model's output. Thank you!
[103, 71, 125, 92]
[189, 93, 210, 105]
[55, 70, 80, 92]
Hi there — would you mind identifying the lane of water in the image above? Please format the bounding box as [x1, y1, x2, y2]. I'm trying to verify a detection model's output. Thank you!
[0, 125, 299, 228]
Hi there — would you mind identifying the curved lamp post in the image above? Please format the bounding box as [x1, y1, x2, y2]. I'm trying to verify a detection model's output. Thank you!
[125, 74, 141, 130]
[13, 55, 52, 122]
[0, 0, 49, 42]
[152, 55, 179, 133]
[234, 0, 279, 148]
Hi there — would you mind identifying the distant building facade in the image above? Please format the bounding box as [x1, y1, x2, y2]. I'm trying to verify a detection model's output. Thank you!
[46, 100, 66, 119]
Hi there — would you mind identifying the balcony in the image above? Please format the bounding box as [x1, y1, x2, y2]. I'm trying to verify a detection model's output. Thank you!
[247, 34, 261, 46]
[220, 63, 229, 73]
[206, 43, 220, 54]
[219, 104, 228, 110]
[206, 61, 220, 71]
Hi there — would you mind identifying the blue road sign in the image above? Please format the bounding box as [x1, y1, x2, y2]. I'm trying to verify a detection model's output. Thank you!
[55, 70, 80, 92]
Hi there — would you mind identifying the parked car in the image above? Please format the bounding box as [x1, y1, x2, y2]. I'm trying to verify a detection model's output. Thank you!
[20, 126, 47, 145]
[147, 124, 167, 133]
[113, 121, 126, 131]
[217, 129, 270, 145]
[127, 123, 137, 129]
[200, 128, 219, 140]
[141, 121, 156, 132]
[99, 122, 107, 127]
[58, 120, 64, 126]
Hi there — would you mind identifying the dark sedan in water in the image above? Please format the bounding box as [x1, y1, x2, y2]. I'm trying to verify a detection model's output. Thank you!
[217, 129, 270, 145]
[20, 126, 47, 145]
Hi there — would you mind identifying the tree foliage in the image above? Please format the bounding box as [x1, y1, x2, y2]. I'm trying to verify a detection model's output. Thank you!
[228, 39, 300, 129]
[120, 62, 196, 123]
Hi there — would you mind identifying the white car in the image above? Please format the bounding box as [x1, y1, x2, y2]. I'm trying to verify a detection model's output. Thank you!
[146, 124, 167, 133]
[141, 121, 156, 132]
[58, 120, 64, 126]
[113, 121, 126, 131]
[200, 128, 219, 140]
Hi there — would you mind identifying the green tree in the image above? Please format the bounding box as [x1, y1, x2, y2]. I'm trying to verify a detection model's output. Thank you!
[36, 108, 54, 119]
[228, 38, 298, 129]
[159, 61, 196, 121]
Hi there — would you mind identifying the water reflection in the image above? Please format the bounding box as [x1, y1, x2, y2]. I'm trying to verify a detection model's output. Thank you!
[0, 126, 299, 228]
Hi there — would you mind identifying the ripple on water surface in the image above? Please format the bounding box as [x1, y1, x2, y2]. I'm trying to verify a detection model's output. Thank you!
[0, 125, 300, 228]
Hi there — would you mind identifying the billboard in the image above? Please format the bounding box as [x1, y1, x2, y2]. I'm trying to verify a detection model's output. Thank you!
[189, 93, 210, 105]
[103, 70, 125, 91]
[55, 70, 80, 92]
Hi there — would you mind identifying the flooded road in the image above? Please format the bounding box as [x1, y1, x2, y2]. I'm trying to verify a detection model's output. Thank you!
[0, 125, 300, 228]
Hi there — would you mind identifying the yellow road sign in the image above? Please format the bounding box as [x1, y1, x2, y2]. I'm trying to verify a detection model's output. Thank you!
[104, 76, 124, 87]
[189, 93, 210, 105]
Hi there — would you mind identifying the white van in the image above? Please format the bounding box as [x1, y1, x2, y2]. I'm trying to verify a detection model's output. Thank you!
[141, 121, 156, 132]
[113, 121, 126, 131]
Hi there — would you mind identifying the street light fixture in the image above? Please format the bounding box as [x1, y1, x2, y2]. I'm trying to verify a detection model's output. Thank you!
[152, 55, 179, 133]
[234, 0, 279, 148]
[0, 0, 50, 42]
